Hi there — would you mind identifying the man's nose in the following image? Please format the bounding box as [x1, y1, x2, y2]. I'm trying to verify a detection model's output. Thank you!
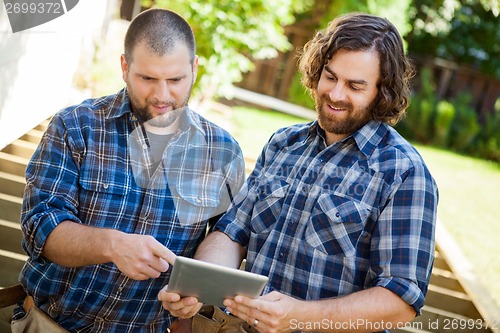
[154, 81, 171, 101]
[328, 82, 346, 101]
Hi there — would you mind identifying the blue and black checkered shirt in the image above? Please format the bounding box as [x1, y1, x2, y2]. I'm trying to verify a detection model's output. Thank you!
[215, 120, 438, 328]
[17, 88, 245, 332]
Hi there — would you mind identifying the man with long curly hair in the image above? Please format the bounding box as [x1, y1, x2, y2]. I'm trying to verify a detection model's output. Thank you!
[161, 13, 438, 333]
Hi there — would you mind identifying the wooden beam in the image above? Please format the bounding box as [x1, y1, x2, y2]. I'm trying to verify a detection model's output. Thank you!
[436, 223, 500, 333]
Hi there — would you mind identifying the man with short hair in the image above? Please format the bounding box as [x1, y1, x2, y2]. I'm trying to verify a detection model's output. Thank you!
[13, 8, 244, 332]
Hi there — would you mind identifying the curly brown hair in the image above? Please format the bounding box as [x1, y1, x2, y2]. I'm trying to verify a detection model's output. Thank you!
[298, 12, 415, 125]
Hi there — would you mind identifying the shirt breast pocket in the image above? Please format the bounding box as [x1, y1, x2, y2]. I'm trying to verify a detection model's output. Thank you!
[250, 179, 290, 234]
[174, 177, 222, 227]
[306, 193, 370, 256]
[79, 165, 131, 196]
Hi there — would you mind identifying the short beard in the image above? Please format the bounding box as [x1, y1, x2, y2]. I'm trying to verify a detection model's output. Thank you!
[147, 108, 184, 128]
[127, 76, 194, 127]
[315, 94, 374, 136]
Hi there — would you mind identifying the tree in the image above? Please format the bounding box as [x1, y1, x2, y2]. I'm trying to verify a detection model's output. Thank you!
[406, 0, 500, 78]
[142, 0, 313, 106]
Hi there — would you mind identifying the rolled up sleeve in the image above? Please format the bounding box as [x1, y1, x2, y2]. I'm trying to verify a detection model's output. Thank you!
[21, 115, 81, 260]
[370, 164, 438, 314]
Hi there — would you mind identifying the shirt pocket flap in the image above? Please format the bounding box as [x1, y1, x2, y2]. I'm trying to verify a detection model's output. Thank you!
[79, 164, 130, 196]
[317, 194, 370, 224]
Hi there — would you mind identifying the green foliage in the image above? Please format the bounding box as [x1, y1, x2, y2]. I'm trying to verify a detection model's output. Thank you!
[287, 72, 315, 110]
[433, 100, 455, 146]
[320, 0, 412, 40]
[400, 68, 436, 142]
[145, 0, 313, 101]
[447, 94, 481, 151]
[475, 111, 500, 161]
[396, 67, 499, 162]
[407, 0, 500, 78]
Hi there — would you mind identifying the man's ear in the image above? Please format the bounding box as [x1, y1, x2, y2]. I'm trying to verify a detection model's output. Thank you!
[192, 55, 199, 79]
[120, 54, 129, 83]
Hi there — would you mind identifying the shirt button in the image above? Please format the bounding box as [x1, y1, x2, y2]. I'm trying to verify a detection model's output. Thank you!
[142, 143, 148, 149]
[195, 197, 202, 204]
[335, 212, 340, 218]
[103, 183, 109, 189]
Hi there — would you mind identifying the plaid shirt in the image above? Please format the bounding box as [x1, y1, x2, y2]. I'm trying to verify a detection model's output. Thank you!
[17, 88, 245, 332]
[215, 120, 438, 328]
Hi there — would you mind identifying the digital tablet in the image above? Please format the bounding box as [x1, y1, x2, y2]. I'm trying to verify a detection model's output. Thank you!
[167, 256, 269, 307]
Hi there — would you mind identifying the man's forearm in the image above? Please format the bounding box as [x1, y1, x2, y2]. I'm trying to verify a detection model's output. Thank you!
[42, 220, 120, 267]
[291, 286, 416, 332]
[194, 231, 246, 268]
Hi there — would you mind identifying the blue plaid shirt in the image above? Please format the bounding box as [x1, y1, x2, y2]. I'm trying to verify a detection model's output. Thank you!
[17, 88, 245, 332]
[215, 120, 438, 328]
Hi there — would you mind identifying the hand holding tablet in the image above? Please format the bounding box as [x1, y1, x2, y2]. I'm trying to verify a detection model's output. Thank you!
[167, 256, 268, 307]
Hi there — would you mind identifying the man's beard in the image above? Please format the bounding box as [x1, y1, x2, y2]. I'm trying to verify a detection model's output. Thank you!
[128, 82, 193, 128]
[315, 94, 374, 136]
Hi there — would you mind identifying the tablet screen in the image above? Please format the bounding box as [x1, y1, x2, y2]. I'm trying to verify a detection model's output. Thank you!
[167, 256, 269, 307]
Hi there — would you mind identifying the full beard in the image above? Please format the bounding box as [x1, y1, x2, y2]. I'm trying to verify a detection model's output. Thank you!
[128, 83, 193, 128]
[315, 95, 373, 136]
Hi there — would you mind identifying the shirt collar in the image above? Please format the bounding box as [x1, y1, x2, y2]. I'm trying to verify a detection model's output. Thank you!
[105, 88, 131, 119]
[308, 119, 388, 158]
[351, 120, 388, 158]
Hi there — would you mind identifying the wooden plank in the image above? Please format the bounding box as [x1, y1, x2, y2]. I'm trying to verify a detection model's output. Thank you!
[0, 193, 22, 223]
[19, 129, 44, 145]
[0, 152, 29, 177]
[432, 253, 451, 272]
[0, 220, 23, 255]
[35, 120, 50, 132]
[436, 224, 500, 333]
[435, 67, 454, 99]
[0, 171, 25, 198]
[468, 76, 487, 115]
[415, 305, 492, 333]
[429, 267, 465, 293]
[479, 81, 500, 120]
[0, 284, 26, 308]
[1, 140, 38, 160]
[426, 283, 482, 320]
[0, 250, 27, 288]
[231, 87, 316, 120]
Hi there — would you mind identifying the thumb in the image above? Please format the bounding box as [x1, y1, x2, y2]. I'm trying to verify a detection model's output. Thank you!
[260, 290, 283, 302]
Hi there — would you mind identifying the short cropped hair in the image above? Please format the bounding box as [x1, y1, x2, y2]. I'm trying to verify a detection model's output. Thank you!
[298, 12, 415, 125]
[124, 8, 196, 65]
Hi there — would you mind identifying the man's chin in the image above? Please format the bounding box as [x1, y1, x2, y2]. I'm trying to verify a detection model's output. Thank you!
[148, 108, 184, 128]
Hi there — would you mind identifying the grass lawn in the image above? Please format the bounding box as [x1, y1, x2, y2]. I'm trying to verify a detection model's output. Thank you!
[415, 144, 500, 306]
[206, 104, 500, 307]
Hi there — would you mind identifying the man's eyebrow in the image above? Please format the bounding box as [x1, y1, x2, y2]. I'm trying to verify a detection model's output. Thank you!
[323, 65, 368, 86]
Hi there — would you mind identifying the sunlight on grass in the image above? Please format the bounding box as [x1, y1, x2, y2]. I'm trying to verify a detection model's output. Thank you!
[416, 145, 500, 305]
